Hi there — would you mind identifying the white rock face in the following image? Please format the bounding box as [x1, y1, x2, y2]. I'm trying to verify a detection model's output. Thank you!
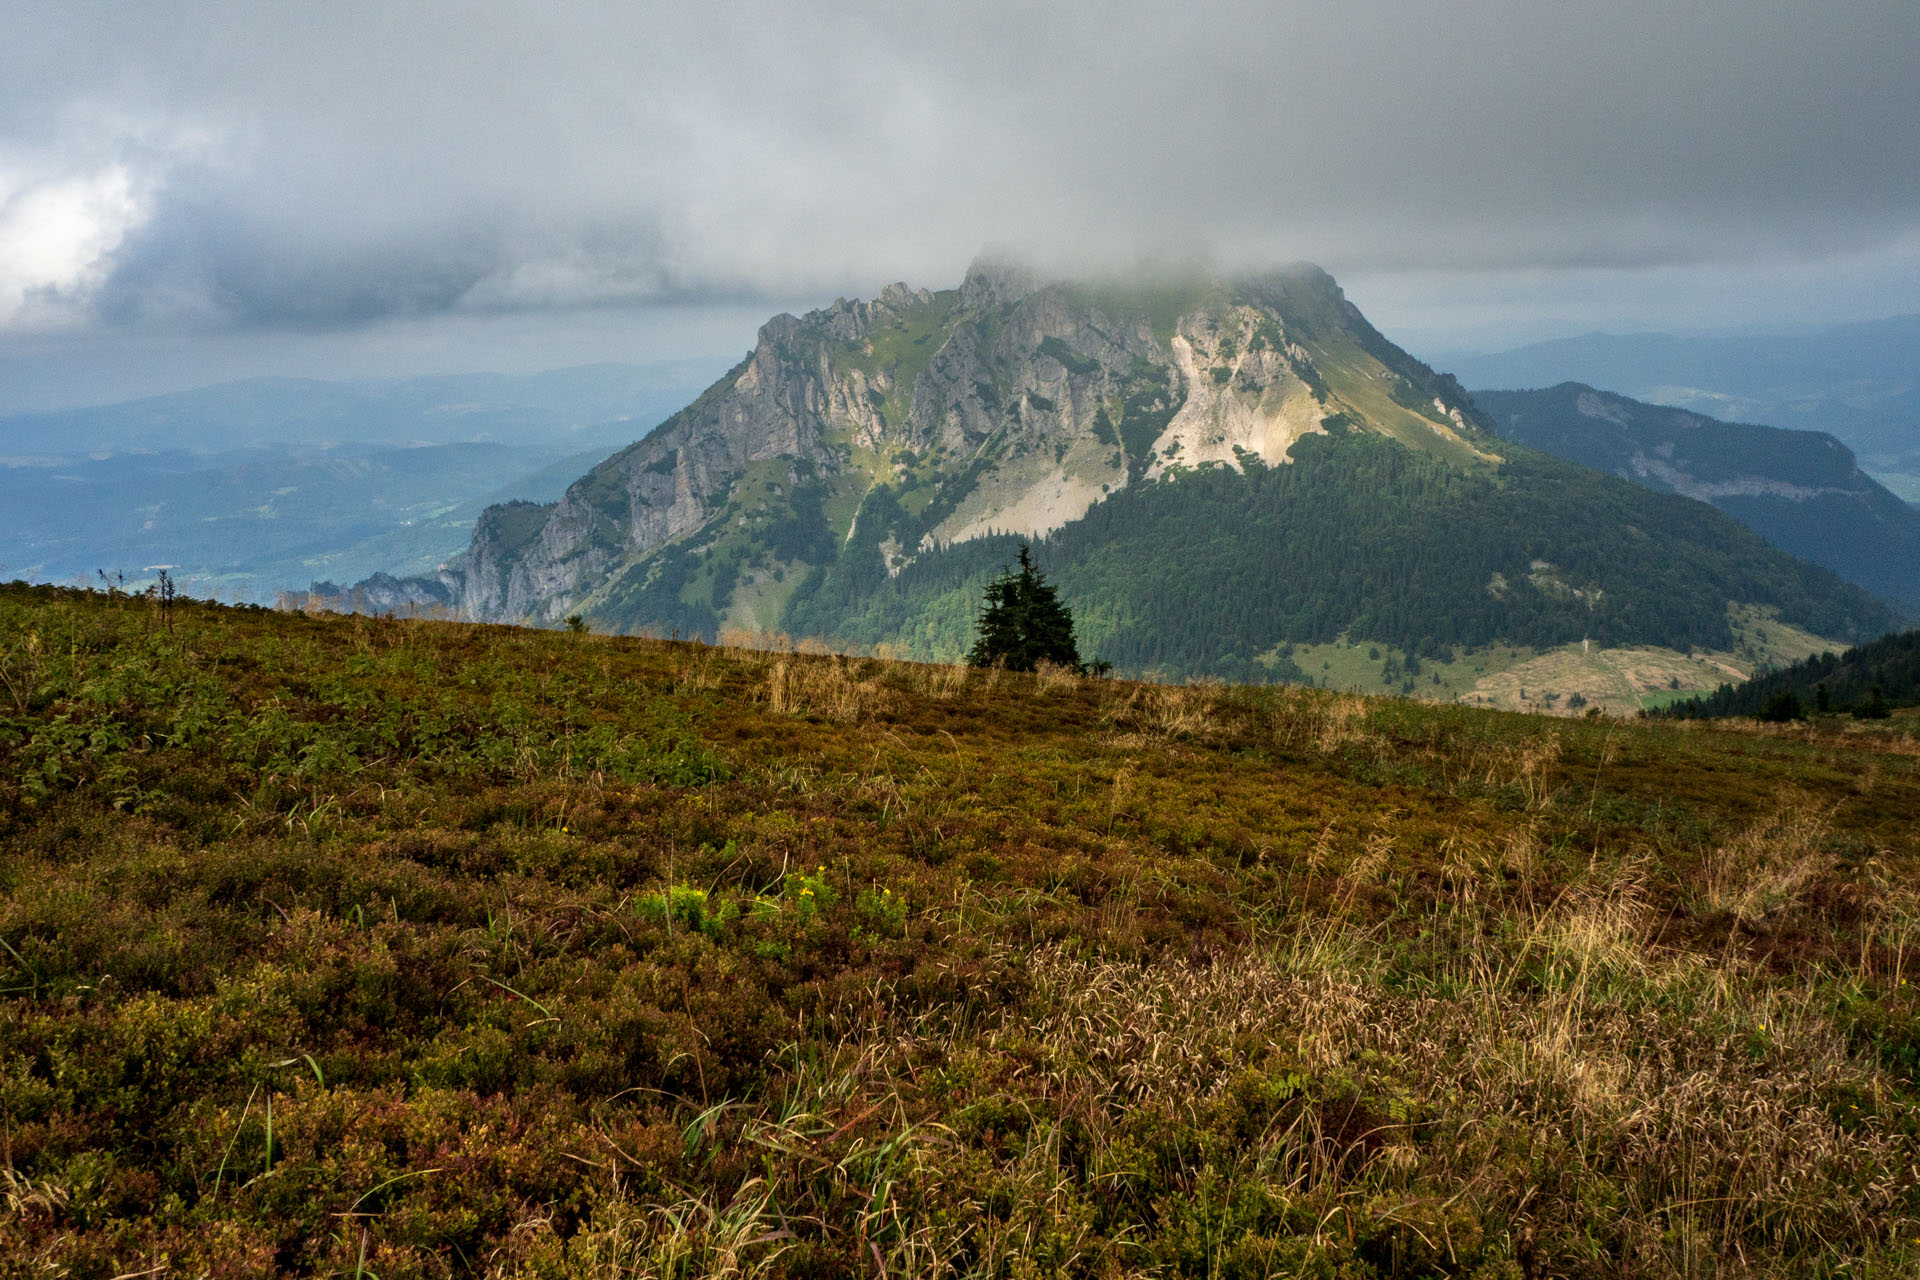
[1145, 309, 1326, 478]
[1575, 390, 1634, 426]
[1628, 453, 1842, 502]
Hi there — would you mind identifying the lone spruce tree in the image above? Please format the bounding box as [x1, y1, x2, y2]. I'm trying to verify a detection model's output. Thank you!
[967, 543, 1082, 672]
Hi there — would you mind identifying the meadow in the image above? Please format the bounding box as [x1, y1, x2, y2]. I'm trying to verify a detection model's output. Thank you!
[2, 581, 1918, 1278]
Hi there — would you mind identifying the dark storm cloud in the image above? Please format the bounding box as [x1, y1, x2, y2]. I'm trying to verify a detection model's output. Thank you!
[95, 195, 500, 328]
[4, 0, 1919, 333]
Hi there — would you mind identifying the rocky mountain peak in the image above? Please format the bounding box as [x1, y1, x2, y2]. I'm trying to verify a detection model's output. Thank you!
[960, 255, 1043, 310]
[410, 259, 1514, 631]
[876, 281, 933, 310]
[755, 311, 805, 350]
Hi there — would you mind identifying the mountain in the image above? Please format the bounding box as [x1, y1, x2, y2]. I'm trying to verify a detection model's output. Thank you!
[1471, 384, 1920, 612]
[1664, 628, 1920, 719]
[373, 260, 1902, 688]
[1434, 317, 1920, 502]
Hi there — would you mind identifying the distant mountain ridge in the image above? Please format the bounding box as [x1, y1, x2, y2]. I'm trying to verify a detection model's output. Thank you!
[0, 361, 727, 459]
[1471, 383, 1920, 611]
[359, 259, 1902, 683]
[1436, 316, 1920, 500]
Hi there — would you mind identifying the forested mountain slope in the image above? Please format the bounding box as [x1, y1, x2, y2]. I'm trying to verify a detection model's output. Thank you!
[784, 433, 1896, 682]
[1473, 383, 1920, 611]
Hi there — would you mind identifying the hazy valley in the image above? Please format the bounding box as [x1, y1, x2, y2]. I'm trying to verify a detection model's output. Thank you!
[0, 362, 726, 600]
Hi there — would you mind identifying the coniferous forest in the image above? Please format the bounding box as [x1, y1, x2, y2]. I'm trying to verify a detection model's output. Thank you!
[787, 433, 1901, 679]
[1666, 628, 1920, 719]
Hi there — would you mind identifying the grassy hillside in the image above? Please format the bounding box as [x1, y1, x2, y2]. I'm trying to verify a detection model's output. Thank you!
[1284, 603, 1842, 717]
[3, 584, 1919, 1277]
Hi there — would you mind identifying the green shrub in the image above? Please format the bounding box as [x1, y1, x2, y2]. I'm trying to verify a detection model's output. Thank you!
[635, 884, 739, 940]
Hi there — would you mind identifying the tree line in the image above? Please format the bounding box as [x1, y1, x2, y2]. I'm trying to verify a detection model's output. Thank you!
[1662, 628, 1920, 720]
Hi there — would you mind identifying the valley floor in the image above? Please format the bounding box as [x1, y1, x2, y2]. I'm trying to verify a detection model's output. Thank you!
[2, 584, 1918, 1277]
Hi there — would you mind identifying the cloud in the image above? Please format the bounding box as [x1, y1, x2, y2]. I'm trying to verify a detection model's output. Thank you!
[0, 106, 221, 330]
[3, 0, 1919, 336]
[0, 162, 141, 329]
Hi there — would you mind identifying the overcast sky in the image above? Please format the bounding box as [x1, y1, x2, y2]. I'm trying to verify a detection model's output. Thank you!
[3, 0, 1918, 410]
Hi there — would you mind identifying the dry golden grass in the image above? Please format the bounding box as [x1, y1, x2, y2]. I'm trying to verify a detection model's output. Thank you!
[1313, 692, 1375, 753]
[766, 653, 896, 723]
[1859, 859, 1920, 988]
[718, 625, 793, 652]
[1522, 860, 1653, 989]
[1097, 679, 1224, 741]
[672, 644, 727, 692]
[998, 934, 1907, 1279]
[1702, 798, 1834, 923]
[1032, 658, 1081, 694]
[919, 661, 970, 699]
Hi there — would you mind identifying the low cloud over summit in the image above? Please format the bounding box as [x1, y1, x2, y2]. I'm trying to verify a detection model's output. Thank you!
[4, 1, 1919, 400]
